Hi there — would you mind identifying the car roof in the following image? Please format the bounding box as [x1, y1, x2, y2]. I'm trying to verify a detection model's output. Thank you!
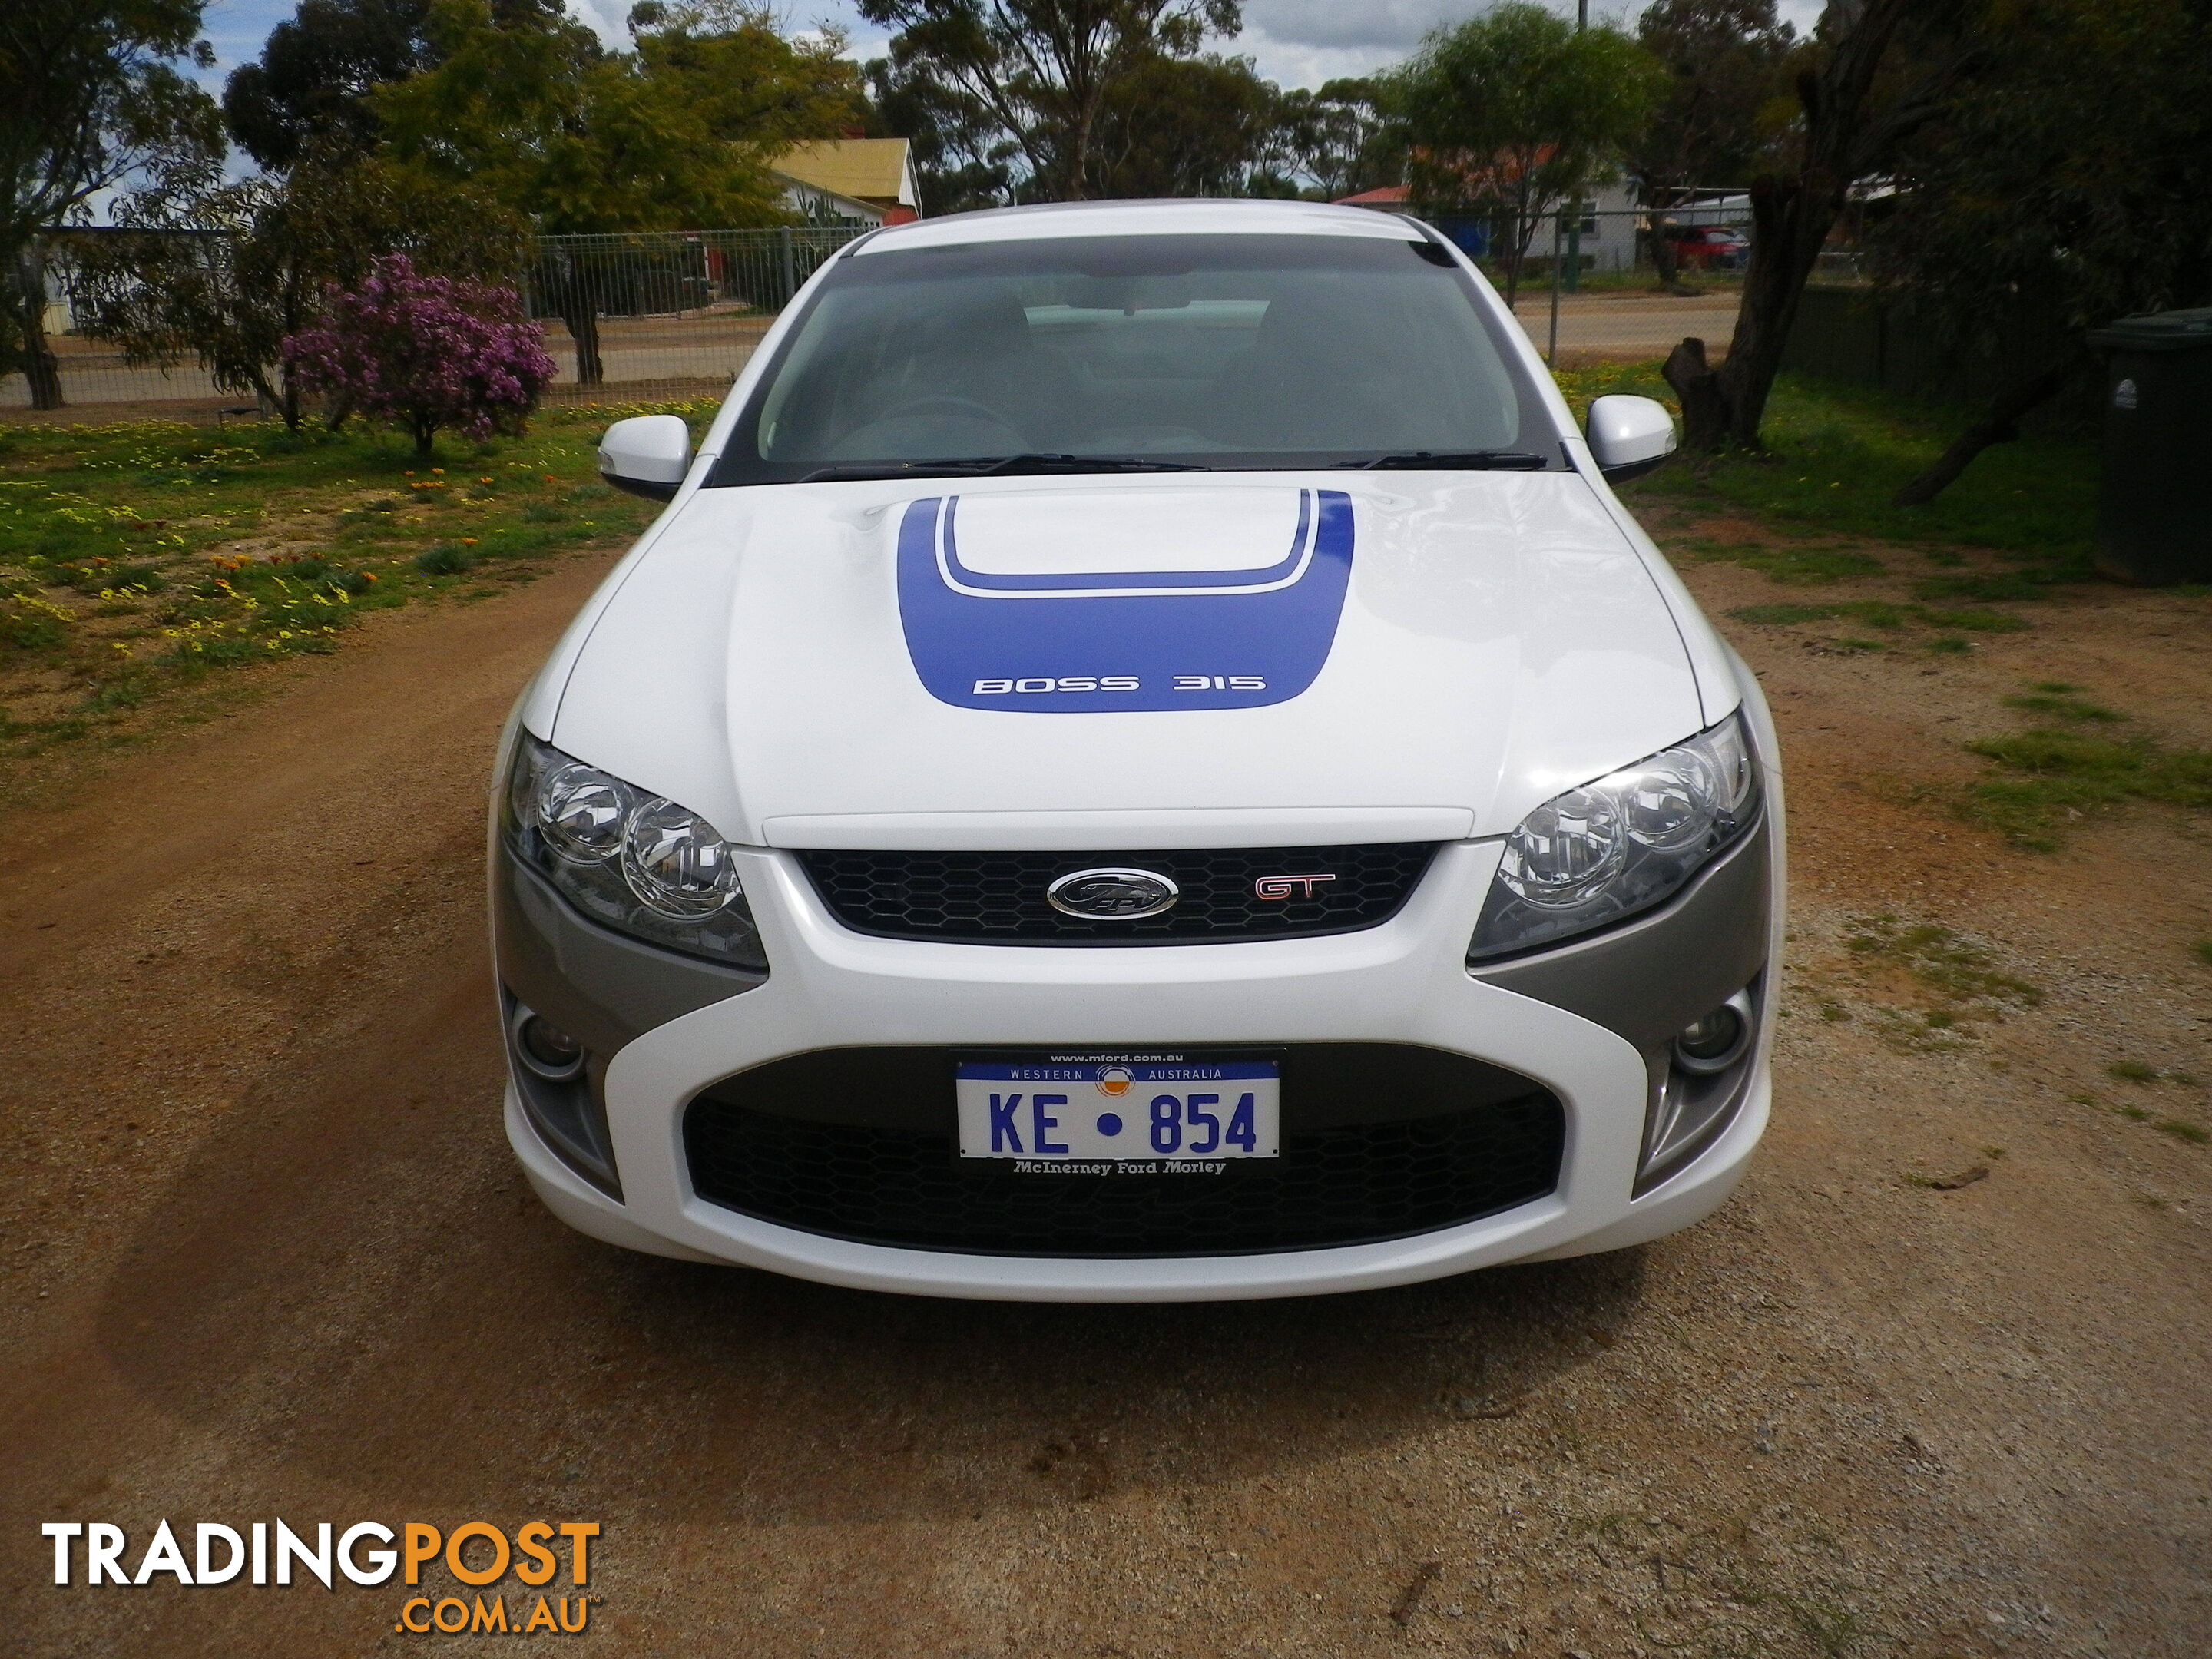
[852, 197, 1428, 256]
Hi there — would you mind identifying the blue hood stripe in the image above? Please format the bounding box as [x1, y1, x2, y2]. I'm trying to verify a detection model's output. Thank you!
[896, 490, 1356, 714]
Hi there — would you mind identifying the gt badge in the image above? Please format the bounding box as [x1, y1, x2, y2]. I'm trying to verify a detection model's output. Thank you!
[1253, 873, 1337, 900]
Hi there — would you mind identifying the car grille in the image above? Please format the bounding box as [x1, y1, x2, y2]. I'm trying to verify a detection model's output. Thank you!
[795, 843, 1439, 944]
[684, 1045, 1564, 1257]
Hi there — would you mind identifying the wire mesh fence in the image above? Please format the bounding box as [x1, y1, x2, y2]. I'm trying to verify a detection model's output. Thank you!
[4, 207, 1873, 418]
[3, 225, 869, 419]
[1438, 202, 1869, 363]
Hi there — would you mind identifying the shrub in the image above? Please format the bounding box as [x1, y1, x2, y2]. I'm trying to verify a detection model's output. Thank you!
[283, 255, 557, 460]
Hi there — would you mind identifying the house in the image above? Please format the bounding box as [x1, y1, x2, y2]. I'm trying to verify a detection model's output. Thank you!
[771, 138, 922, 227]
[1333, 175, 1644, 273]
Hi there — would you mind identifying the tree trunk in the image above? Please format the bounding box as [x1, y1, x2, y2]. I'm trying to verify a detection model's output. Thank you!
[13, 247, 64, 411]
[542, 253, 603, 388]
[563, 291, 603, 388]
[1669, 0, 1932, 452]
[1663, 338, 1730, 453]
[1892, 349, 2088, 505]
[1650, 223, 1683, 291]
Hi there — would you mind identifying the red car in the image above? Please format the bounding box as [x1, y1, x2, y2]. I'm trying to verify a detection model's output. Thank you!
[1664, 225, 1750, 270]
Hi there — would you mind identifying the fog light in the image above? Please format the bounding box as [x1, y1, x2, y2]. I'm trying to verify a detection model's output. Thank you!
[1674, 1002, 1750, 1075]
[510, 1007, 588, 1082]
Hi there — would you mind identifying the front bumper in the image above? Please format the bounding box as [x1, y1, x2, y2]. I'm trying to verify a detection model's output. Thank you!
[494, 820, 1777, 1302]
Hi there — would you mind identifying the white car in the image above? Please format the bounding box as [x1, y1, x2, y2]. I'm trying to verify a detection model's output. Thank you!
[492, 199, 1782, 1303]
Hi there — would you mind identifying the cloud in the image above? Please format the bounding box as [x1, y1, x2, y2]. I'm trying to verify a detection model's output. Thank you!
[1237, 0, 1485, 52]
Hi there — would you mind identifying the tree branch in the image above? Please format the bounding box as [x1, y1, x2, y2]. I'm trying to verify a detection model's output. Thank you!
[1892, 347, 2091, 506]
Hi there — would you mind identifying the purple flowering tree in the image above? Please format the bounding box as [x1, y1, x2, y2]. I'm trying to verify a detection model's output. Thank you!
[283, 255, 557, 459]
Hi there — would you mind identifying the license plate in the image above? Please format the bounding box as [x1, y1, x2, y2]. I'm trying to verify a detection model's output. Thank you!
[956, 1054, 1280, 1164]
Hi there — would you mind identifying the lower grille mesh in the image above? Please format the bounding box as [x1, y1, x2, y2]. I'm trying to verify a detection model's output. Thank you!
[684, 1046, 1564, 1257]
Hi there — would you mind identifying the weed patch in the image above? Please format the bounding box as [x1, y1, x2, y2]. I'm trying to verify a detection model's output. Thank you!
[1840, 916, 2044, 1022]
[1959, 726, 2212, 850]
[2002, 682, 2123, 723]
[416, 542, 478, 576]
[1681, 539, 1889, 584]
[1730, 600, 2025, 635]
[1916, 569, 2076, 602]
[0, 409, 671, 773]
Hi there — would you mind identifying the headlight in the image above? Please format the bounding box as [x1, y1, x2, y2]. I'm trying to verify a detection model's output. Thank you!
[504, 734, 766, 969]
[1468, 712, 1759, 962]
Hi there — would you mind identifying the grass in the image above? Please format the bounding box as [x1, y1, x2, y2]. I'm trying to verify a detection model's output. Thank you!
[1552, 362, 2098, 575]
[1958, 724, 2212, 851]
[1730, 600, 2027, 635]
[0, 400, 707, 770]
[2191, 939, 2212, 967]
[2110, 1061, 2160, 1084]
[1669, 535, 1887, 585]
[2002, 682, 2124, 723]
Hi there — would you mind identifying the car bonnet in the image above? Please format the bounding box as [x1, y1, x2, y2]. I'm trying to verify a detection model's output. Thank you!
[545, 471, 1706, 846]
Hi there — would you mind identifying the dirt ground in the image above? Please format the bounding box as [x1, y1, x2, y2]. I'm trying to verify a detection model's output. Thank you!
[2, 510, 2207, 1657]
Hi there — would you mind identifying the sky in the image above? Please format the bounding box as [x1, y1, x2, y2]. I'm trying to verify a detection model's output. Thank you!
[195, 0, 1833, 98]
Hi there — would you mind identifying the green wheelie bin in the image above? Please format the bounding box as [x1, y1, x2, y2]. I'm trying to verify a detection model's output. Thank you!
[2088, 307, 2212, 585]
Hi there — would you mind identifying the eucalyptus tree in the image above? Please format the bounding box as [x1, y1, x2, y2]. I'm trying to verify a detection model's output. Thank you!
[1389, 4, 1662, 307]
[855, 0, 1242, 202]
[0, 0, 222, 406]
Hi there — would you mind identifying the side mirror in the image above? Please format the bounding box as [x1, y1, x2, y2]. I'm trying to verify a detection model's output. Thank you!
[598, 415, 692, 501]
[1585, 395, 1677, 482]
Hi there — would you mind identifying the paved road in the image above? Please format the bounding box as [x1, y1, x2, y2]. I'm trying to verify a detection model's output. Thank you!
[1510, 291, 1741, 359]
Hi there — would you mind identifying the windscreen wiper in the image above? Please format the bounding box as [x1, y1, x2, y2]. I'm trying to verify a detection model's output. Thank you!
[796, 454, 1210, 484]
[977, 453, 1210, 475]
[1337, 450, 1550, 471]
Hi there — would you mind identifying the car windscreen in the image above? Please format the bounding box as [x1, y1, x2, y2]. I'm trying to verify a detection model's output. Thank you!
[707, 232, 1564, 485]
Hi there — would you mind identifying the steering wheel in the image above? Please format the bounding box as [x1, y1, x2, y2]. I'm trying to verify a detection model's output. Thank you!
[870, 396, 1009, 427]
